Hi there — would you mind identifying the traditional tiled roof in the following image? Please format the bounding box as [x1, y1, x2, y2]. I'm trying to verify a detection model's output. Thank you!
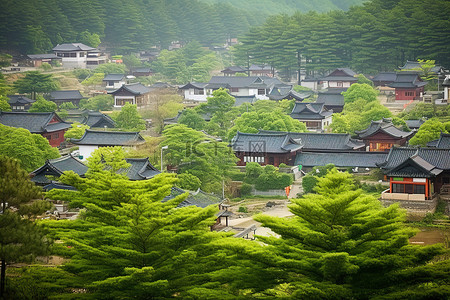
[49, 90, 83, 101]
[132, 67, 153, 73]
[43, 182, 77, 191]
[322, 68, 358, 81]
[371, 72, 397, 83]
[84, 111, 116, 128]
[268, 88, 310, 101]
[0, 111, 71, 133]
[400, 61, 444, 73]
[234, 95, 257, 107]
[386, 154, 443, 178]
[230, 131, 302, 153]
[71, 130, 145, 146]
[388, 73, 427, 89]
[378, 147, 450, 171]
[316, 89, 346, 106]
[31, 155, 88, 185]
[221, 66, 246, 73]
[109, 83, 150, 95]
[179, 82, 208, 90]
[405, 119, 426, 130]
[52, 43, 95, 51]
[290, 102, 332, 120]
[207, 76, 283, 89]
[248, 64, 272, 71]
[428, 133, 450, 149]
[150, 82, 174, 89]
[356, 118, 414, 139]
[163, 187, 222, 208]
[294, 152, 387, 168]
[7, 95, 35, 105]
[257, 130, 365, 151]
[28, 54, 60, 60]
[121, 158, 160, 180]
[103, 74, 125, 81]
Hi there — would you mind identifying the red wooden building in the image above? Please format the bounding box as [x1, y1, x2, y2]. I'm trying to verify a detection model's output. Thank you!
[388, 73, 427, 101]
[0, 111, 71, 147]
[356, 118, 414, 152]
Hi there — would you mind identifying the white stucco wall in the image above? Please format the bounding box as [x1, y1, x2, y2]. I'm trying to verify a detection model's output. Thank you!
[78, 145, 98, 160]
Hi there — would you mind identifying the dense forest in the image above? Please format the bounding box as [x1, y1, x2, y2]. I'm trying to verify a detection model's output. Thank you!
[233, 0, 450, 76]
[0, 0, 258, 54]
[200, 0, 366, 15]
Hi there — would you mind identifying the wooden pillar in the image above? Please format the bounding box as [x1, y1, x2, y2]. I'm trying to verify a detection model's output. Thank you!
[425, 178, 429, 200]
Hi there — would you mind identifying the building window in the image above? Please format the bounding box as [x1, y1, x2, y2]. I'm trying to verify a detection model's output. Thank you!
[414, 185, 425, 194]
[230, 88, 239, 93]
[258, 88, 265, 95]
[337, 81, 343, 87]
[79, 52, 85, 57]
[194, 89, 204, 95]
[405, 91, 415, 97]
[54, 133, 59, 139]
[392, 183, 425, 194]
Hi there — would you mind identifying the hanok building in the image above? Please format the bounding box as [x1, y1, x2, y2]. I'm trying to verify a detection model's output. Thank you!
[290, 102, 332, 131]
[316, 88, 346, 113]
[221, 66, 247, 76]
[109, 83, 151, 107]
[65, 110, 116, 128]
[427, 133, 450, 149]
[405, 119, 426, 130]
[295, 152, 388, 172]
[388, 73, 427, 101]
[0, 111, 71, 147]
[48, 90, 84, 107]
[178, 82, 209, 103]
[230, 131, 303, 166]
[268, 87, 311, 101]
[27, 54, 61, 67]
[378, 147, 450, 213]
[53, 43, 106, 69]
[103, 74, 126, 90]
[30, 154, 88, 186]
[371, 72, 397, 87]
[247, 64, 273, 77]
[7, 95, 35, 111]
[355, 118, 414, 152]
[70, 130, 145, 159]
[399, 60, 446, 74]
[131, 67, 154, 77]
[321, 68, 358, 89]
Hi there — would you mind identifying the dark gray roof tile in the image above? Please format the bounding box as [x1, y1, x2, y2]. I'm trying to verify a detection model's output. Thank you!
[52, 43, 95, 51]
[356, 118, 413, 139]
[0, 111, 70, 133]
[230, 132, 302, 153]
[295, 152, 387, 168]
[71, 130, 145, 146]
[49, 90, 83, 101]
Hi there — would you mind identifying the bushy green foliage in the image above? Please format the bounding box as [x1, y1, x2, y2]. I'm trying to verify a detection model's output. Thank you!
[409, 119, 449, 146]
[39, 62, 52, 71]
[244, 162, 264, 184]
[64, 122, 89, 140]
[177, 173, 202, 191]
[81, 73, 104, 86]
[0, 124, 60, 171]
[28, 95, 57, 112]
[58, 101, 77, 110]
[115, 103, 146, 131]
[92, 63, 127, 75]
[178, 109, 207, 131]
[356, 74, 373, 86]
[302, 164, 335, 194]
[72, 69, 91, 80]
[238, 206, 248, 213]
[0, 95, 11, 111]
[78, 30, 101, 47]
[13, 71, 59, 99]
[240, 183, 252, 196]
[255, 165, 293, 191]
[80, 94, 114, 111]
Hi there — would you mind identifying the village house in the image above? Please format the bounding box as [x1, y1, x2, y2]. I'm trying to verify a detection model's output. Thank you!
[52, 43, 107, 69]
[178, 82, 209, 103]
[295, 152, 388, 172]
[316, 88, 346, 113]
[371, 72, 397, 87]
[131, 67, 154, 77]
[388, 73, 427, 101]
[230, 131, 303, 167]
[220, 65, 273, 77]
[427, 133, 450, 148]
[7, 95, 35, 111]
[378, 147, 450, 215]
[300, 77, 321, 91]
[289, 102, 332, 131]
[267, 87, 311, 101]
[320, 68, 358, 89]
[27, 54, 61, 67]
[103, 74, 127, 90]
[405, 119, 426, 130]
[108, 83, 151, 107]
[399, 60, 446, 74]
[65, 110, 116, 128]
[70, 129, 145, 159]
[355, 118, 414, 151]
[48, 90, 84, 107]
[221, 66, 247, 76]
[0, 111, 71, 147]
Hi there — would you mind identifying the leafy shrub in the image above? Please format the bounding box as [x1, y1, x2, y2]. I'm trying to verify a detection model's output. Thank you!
[177, 173, 201, 191]
[255, 166, 293, 191]
[279, 163, 288, 168]
[39, 62, 52, 71]
[229, 171, 245, 181]
[238, 206, 248, 213]
[302, 175, 318, 194]
[59, 102, 77, 110]
[244, 162, 263, 184]
[73, 69, 91, 80]
[240, 183, 252, 196]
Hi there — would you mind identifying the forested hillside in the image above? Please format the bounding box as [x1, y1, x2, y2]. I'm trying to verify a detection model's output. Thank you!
[200, 0, 366, 15]
[233, 0, 450, 75]
[0, 0, 258, 54]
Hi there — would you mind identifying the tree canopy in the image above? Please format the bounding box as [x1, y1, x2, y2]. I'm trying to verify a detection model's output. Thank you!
[28, 95, 57, 112]
[13, 72, 59, 100]
[0, 124, 60, 171]
[409, 119, 450, 146]
[114, 103, 146, 131]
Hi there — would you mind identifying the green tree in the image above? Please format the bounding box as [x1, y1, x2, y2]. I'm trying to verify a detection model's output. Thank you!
[201, 88, 237, 139]
[0, 124, 60, 171]
[115, 103, 146, 131]
[13, 71, 59, 100]
[0, 96, 11, 111]
[177, 173, 202, 191]
[58, 102, 76, 110]
[220, 169, 448, 298]
[342, 83, 379, 103]
[0, 54, 12, 68]
[64, 122, 89, 140]
[81, 73, 104, 86]
[78, 30, 101, 48]
[79, 94, 114, 111]
[28, 95, 57, 112]
[43, 152, 233, 298]
[178, 109, 207, 131]
[0, 156, 52, 297]
[93, 63, 127, 75]
[356, 74, 373, 86]
[122, 54, 142, 69]
[162, 124, 238, 193]
[254, 165, 293, 191]
[409, 119, 449, 146]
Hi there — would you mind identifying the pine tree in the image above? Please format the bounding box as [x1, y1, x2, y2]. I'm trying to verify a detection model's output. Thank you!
[0, 156, 51, 297]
